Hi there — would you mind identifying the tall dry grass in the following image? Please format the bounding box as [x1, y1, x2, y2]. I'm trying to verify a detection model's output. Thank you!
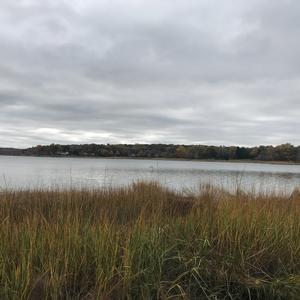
[1, 182, 300, 299]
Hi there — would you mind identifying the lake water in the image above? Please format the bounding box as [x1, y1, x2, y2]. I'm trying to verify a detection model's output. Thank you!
[1, 155, 300, 193]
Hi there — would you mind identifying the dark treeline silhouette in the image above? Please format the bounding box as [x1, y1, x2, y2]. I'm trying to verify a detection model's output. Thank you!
[2, 143, 300, 162]
[0, 148, 23, 156]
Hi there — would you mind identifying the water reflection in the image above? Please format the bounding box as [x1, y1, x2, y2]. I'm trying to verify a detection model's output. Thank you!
[0, 155, 300, 193]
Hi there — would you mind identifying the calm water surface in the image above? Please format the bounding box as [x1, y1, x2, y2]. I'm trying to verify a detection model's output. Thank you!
[1, 155, 300, 193]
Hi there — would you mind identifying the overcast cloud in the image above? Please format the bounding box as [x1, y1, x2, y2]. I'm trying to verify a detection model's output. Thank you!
[0, 0, 300, 147]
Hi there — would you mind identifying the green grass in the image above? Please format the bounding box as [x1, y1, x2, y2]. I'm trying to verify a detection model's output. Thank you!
[1, 182, 300, 299]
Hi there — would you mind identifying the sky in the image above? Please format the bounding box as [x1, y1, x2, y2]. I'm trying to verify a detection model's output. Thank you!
[0, 0, 300, 148]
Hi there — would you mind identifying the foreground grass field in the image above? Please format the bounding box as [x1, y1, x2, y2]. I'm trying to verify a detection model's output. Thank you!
[1, 182, 300, 299]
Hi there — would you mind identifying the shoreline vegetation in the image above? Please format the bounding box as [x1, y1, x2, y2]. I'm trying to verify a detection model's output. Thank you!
[1, 143, 300, 163]
[2, 181, 300, 299]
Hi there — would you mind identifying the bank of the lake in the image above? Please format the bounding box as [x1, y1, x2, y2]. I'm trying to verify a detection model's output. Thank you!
[1, 182, 300, 299]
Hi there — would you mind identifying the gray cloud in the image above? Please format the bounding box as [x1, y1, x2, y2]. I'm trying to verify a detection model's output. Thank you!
[0, 0, 300, 148]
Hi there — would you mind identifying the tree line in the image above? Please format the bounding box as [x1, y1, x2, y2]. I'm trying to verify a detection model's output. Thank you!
[7, 143, 299, 162]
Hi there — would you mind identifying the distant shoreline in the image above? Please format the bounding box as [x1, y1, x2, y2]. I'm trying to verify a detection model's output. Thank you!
[1, 153, 300, 166]
[1, 143, 300, 165]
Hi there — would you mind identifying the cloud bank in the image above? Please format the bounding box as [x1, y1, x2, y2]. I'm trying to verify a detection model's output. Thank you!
[1, 0, 300, 147]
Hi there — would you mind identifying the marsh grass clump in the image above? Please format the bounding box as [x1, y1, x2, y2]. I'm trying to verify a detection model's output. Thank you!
[1, 181, 300, 299]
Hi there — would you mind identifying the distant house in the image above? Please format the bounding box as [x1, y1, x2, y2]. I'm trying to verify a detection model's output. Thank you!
[56, 151, 69, 156]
